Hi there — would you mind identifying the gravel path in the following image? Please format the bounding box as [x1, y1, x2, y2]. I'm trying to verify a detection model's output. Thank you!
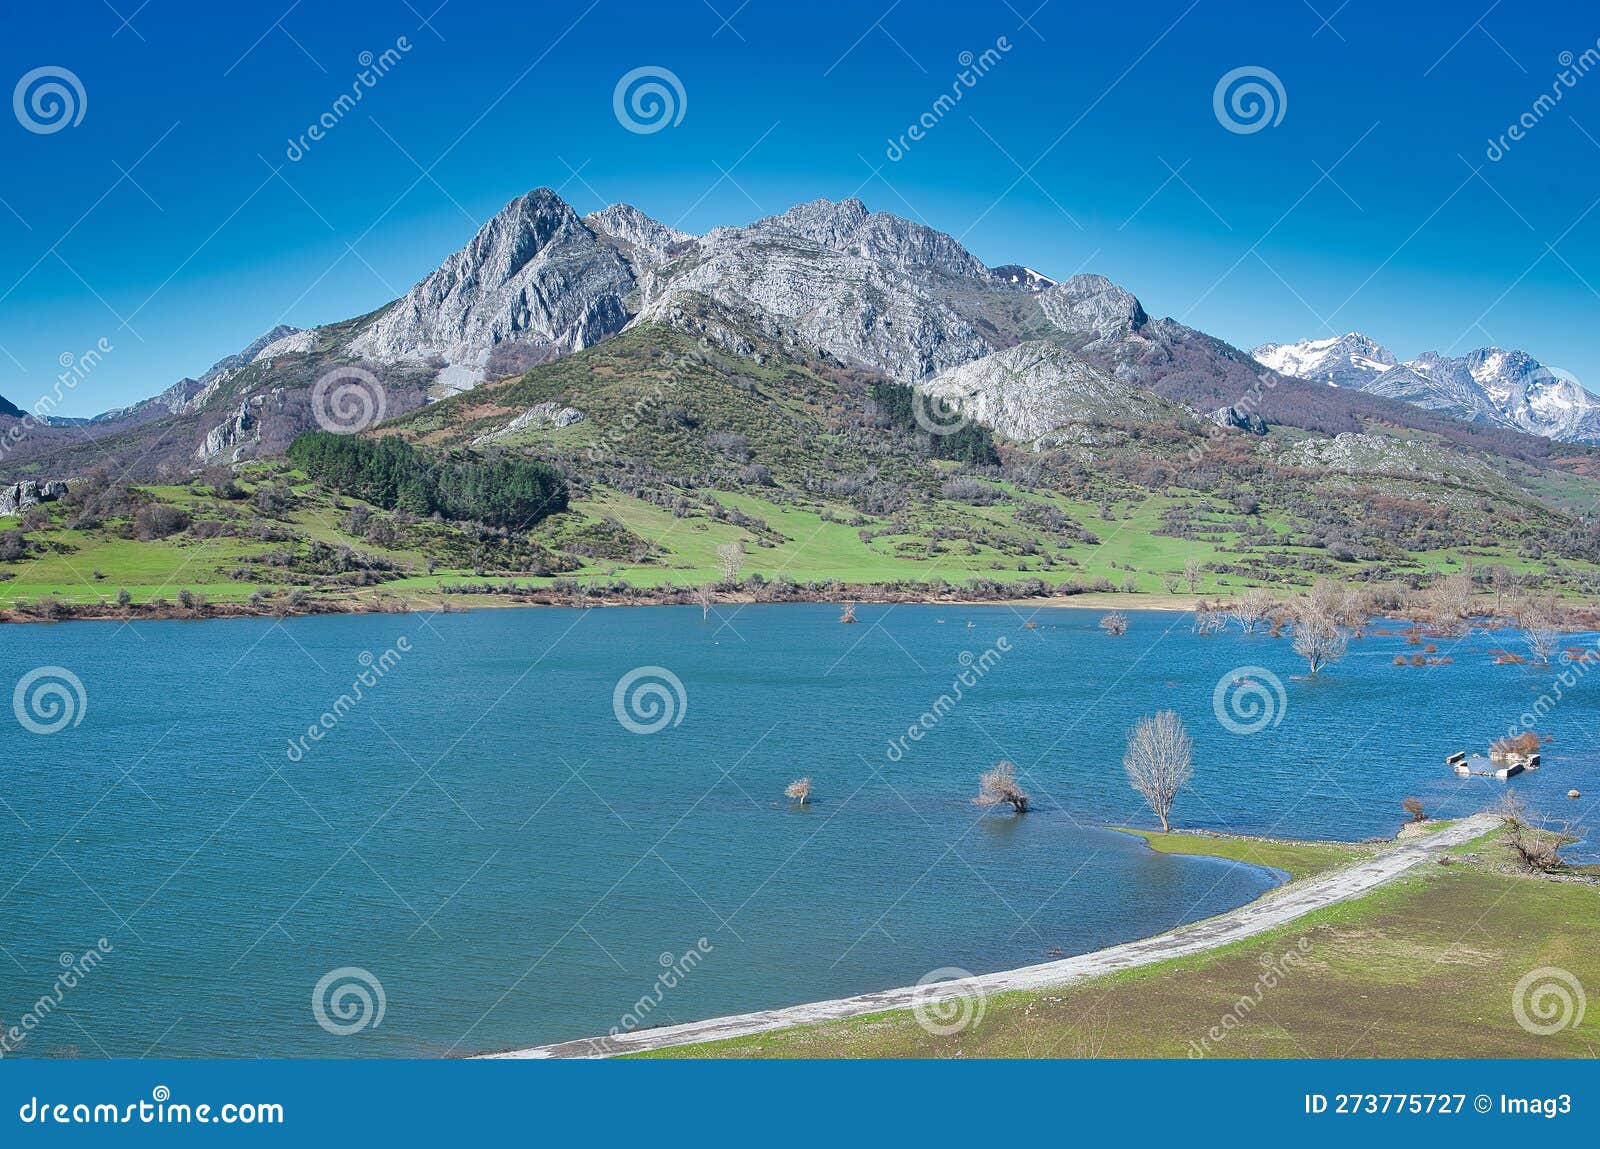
[485, 813, 1499, 1059]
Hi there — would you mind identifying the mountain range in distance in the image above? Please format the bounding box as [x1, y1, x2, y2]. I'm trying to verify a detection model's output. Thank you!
[1253, 332, 1600, 445]
[1, 186, 1597, 486]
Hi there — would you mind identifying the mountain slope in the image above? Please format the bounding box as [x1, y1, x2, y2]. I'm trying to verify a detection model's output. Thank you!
[919, 341, 1177, 443]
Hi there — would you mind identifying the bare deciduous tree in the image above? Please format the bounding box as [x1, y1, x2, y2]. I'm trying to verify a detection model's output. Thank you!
[1291, 580, 1349, 675]
[1122, 710, 1193, 832]
[1427, 567, 1475, 636]
[692, 582, 715, 621]
[1228, 587, 1274, 634]
[1192, 600, 1226, 636]
[1516, 595, 1564, 665]
[715, 540, 745, 587]
[974, 760, 1029, 814]
[1183, 558, 1203, 594]
[1099, 610, 1128, 636]
[785, 777, 812, 805]
[1498, 793, 1575, 873]
[1401, 796, 1426, 823]
[1491, 564, 1522, 614]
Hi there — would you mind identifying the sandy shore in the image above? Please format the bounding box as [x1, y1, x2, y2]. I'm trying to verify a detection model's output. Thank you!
[0, 588, 1204, 625]
[480, 813, 1498, 1059]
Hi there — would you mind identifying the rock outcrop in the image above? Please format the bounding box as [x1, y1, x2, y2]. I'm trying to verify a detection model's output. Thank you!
[1, 479, 68, 515]
[472, 402, 586, 445]
[919, 341, 1169, 443]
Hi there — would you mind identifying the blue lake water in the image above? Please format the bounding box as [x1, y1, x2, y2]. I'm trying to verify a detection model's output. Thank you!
[1, 604, 1594, 1057]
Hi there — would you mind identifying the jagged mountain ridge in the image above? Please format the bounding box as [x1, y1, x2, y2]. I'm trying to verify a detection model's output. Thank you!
[0, 187, 1581, 481]
[1253, 333, 1600, 444]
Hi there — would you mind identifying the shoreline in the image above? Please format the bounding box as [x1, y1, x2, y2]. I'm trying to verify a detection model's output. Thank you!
[0, 589, 1214, 626]
[11, 587, 1589, 628]
[480, 813, 1498, 1060]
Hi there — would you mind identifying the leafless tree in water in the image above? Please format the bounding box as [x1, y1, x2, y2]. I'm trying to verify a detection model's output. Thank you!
[1122, 710, 1193, 832]
[974, 760, 1029, 814]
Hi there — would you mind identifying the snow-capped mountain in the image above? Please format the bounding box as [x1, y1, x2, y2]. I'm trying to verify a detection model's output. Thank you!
[1253, 333, 1600, 444]
[1252, 332, 1396, 389]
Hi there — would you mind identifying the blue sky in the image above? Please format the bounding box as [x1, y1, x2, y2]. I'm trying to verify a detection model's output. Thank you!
[3, 0, 1600, 416]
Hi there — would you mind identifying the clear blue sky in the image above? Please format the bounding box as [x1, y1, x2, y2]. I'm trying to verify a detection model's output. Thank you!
[4, 0, 1599, 416]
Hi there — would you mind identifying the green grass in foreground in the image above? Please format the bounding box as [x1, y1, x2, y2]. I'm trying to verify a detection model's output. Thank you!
[649, 829, 1600, 1058]
[1117, 827, 1374, 882]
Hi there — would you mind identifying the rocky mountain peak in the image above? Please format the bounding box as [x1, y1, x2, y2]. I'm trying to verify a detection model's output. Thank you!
[1252, 332, 1397, 388]
[740, 196, 987, 281]
[1040, 274, 1149, 342]
[347, 187, 635, 393]
[583, 203, 694, 272]
[751, 197, 871, 245]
